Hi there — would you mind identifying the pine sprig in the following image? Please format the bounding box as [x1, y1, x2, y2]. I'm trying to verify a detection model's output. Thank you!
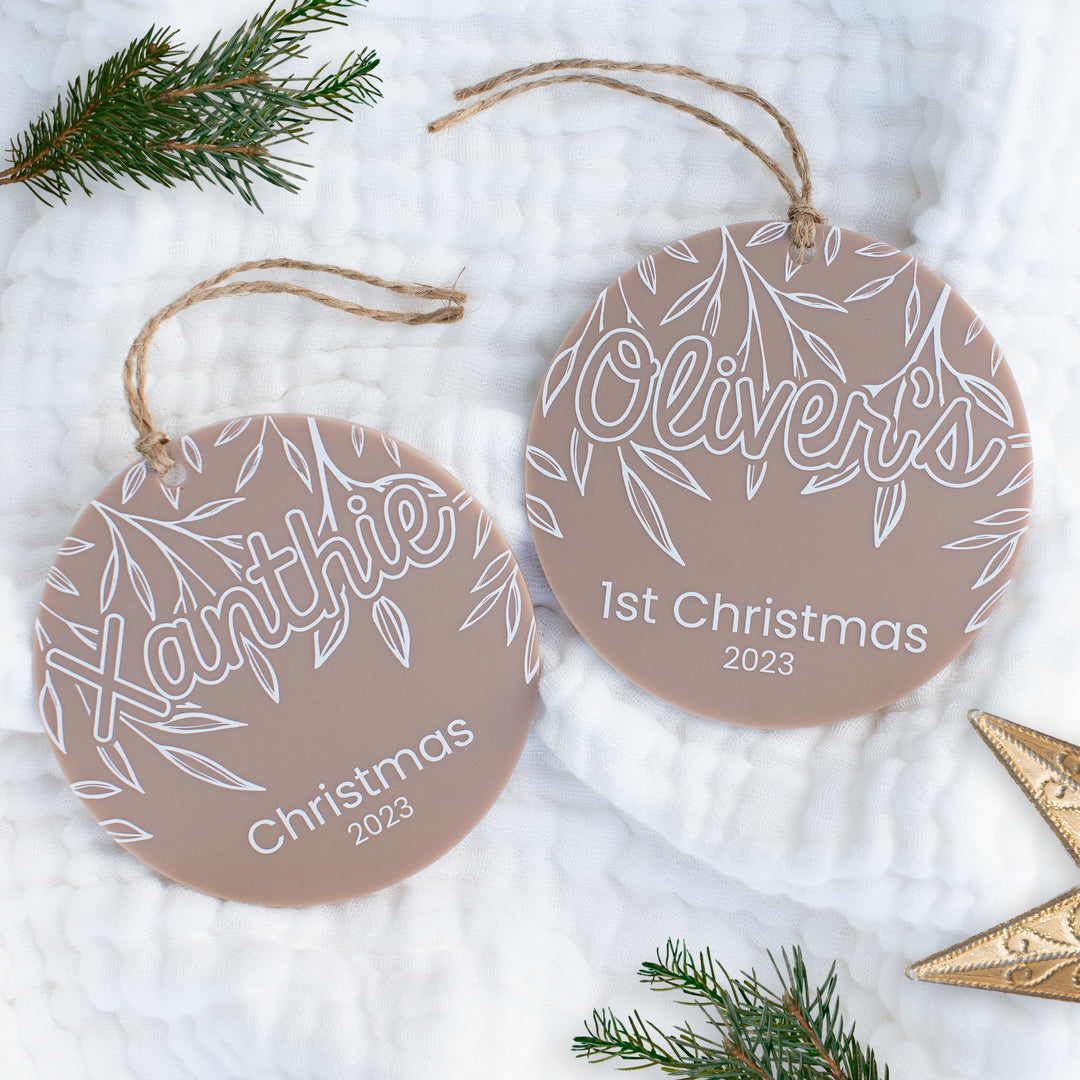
[0, 0, 380, 208]
[574, 942, 889, 1080]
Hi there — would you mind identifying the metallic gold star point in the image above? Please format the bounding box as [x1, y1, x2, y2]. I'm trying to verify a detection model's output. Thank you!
[907, 710, 1080, 1003]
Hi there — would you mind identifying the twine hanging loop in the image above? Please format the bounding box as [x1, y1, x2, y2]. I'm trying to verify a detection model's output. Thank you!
[124, 258, 466, 476]
[429, 58, 823, 261]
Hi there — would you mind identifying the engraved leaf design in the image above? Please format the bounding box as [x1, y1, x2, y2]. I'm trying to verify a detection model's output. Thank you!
[39, 671, 64, 754]
[703, 294, 722, 336]
[524, 616, 540, 683]
[905, 282, 921, 344]
[351, 424, 365, 458]
[505, 576, 522, 646]
[845, 276, 895, 303]
[631, 442, 709, 499]
[855, 242, 899, 258]
[542, 345, 578, 415]
[101, 819, 153, 842]
[660, 275, 714, 326]
[313, 586, 351, 670]
[965, 316, 984, 345]
[974, 534, 1022, 589]
[99, 548, 119, 613]
[746, 461, 767, 501]
[824, 226, 841, 266]
[281, 437, 313, 492]
[783, 292, 847, 313]
[372, 596, 410, 669]
[620, 453, 684, 565]
[474, 512, 492, 559]
[98, 741, 144, 792]
[747, 222, 789, 247]
[473, 550, 513, 593]
[240, 635, 280, 702]
[381, 436, 401, 466]
[214, 417, 251, 446]
[965, 581, 1010, 633]
[181, 434, 203, 473]
[663, 240, 698, 262]
[162, 483, 181, 511]
[126, 556, 156, 619]
[460, 584, 505, 631]
[183, 497, 244, 522]
[526, 494, 563, 539]
[638, 255, 658, 294]
[784, 248, 801, 283]
[801, 461, 861, 494]
[997, 461, 1034, 497]
[121, 462, 147, 504]
[943, 533, 1008, 551]
[46, 567, 79, 596]
[235, 442, 264, 492]
[155, 745, 265, 792]
[525, 445, 568, 482]
[802, 330, 846, 381]
[975, 508, 1030, 527]
[873, 480, 907, 548]
[570, 428, 593, 496]
[58, 536, 94, 556]
[138, 711, 246, 734]
[71, 780, 122, 799]
[956, 372, 1013, 426]
[991, 343, 1004, 376]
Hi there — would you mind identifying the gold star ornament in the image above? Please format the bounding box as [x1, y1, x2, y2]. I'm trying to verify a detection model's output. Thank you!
[907, 709, 1080, 1002]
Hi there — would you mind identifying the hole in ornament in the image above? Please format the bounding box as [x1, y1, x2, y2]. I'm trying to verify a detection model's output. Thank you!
[161, 463, 187, 488]
[716, 355, 737, 377]
[789, 243, 817, 266]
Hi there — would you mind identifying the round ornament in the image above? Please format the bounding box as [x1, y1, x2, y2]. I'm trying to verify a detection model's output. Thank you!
[525, 221, 1031, 726]
[32, 263, 539, 905]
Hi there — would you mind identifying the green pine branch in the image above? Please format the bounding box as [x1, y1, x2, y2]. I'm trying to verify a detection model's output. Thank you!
[574, 942, 889, 1080]
[0, 0, 380, 208]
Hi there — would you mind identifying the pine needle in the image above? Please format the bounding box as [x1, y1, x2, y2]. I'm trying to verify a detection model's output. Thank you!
[574, 942, 889, 1080]
[0, 0, 380, 208]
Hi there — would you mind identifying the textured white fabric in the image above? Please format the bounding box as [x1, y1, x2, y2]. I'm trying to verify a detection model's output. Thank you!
[2, 0, 1080, 1076]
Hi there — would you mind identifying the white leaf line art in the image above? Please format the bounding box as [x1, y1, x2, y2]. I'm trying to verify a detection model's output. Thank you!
[631, 442, 710, 499]
[154, 744, 265, 792]
[314, 585, 351, 669]
[955, 371, 1013, 426]
[873, 481, 907, 548]
[802, 330, 846, 381]
[997, 462, 1033, 497]
[1009, 432, 1032, 449]
[525, 445, 568, 482]
[100, 547, 119, 613]
[824, 226, 841, 266]
[46, 567, 79, 596]
[58, 537, 94, 556]
[126, 556, 156, 619]
[240, 634, 280, 701]
[638, 255, 658, 294]
[801, 461, 861, 494]
[905, 279, 921, 344]
[280, 436, 314, 492]
[855, 242, 900, 258]
[543, 345, 579, 416]
[134, 711, 246, 734]
[660, 274, 716, 326]
[71, 780, 122, 799]
[663, 240, 698, 262]
[162, 483, 182, 511]
[183, 498, 244, 522]
[782, 292, 847, 313]
[973, 534, 1022, 589]
[372, 596, 410, 668]
[618, 447, 684, 566]
[101, 818, 153, 843]
[942, 533, 1008, 551]
[524, 616, 540, 683]
[747, 222, 789, 247]
[617, 277, 643, 328]
[746, 461, 767, 501]
[783, 248, 801, 283]
[235, 442, 264, 492]
[351, 425, 365, 458]
[40, 672, 64, 754]
[121, 462, 147, 505]
[570, 428, 593, 496]
[473, 550, 513, 593]
[975, 507, 1030, 527]
[526, 494, 563, 538]
[991, 343, 1004, 376]
[474, 512, 492, 559]
[965, 316, 984, 345]
[965, 581, 1010, 633]
[181, 434, 203, 473]
[505, 576, 522, 646]
[460, 582, 507, 631]
[845, 276, 896, 303]
[382, 436, 401, 467]
[215, 417, 251, 446]
[98, 740, 144, 792]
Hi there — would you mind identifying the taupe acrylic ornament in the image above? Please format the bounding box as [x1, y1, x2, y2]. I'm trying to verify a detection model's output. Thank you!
[909, 711, 1080, 1003]
[33, 260, 539, 906]
[432, 60, 1033, 728]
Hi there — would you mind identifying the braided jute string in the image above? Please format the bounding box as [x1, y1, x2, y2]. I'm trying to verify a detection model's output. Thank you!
[124, 258, 466, 477]
[428, 58, 823, 256]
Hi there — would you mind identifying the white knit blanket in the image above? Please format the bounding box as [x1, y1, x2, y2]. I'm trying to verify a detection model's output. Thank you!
[3, 0, 1080, 1076]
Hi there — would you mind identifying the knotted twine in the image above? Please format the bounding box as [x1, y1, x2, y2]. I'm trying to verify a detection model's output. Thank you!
[428, 58, 824, 259]
[124, 258, 466, 478]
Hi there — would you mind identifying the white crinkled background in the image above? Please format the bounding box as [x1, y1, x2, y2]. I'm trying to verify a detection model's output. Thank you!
[2, 0, 1080, 1076]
